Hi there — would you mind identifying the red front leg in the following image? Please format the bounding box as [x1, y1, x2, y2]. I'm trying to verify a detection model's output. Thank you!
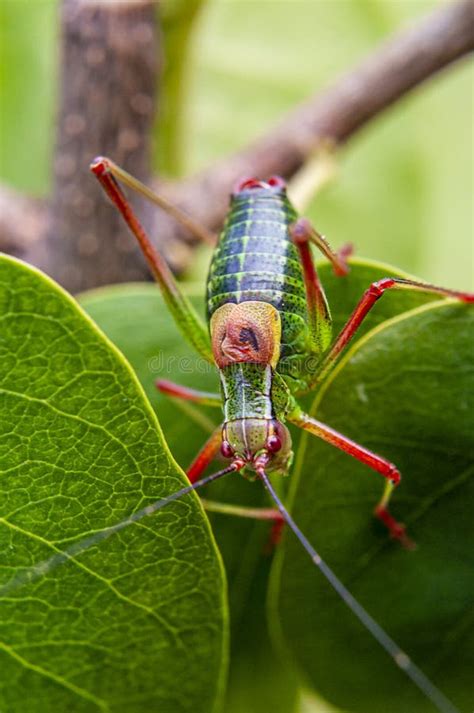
[187, 427, 223, 483]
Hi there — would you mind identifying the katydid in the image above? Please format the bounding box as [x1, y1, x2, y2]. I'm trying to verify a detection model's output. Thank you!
[10, 156, 471, 713]
[86, 158, 474, 713]
[88, 158, 474, 713]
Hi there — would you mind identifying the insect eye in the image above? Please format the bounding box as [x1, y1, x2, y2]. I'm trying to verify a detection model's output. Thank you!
[266, 435, 282, 453]
[268, 175, 286, 188]
[220, 440, 234, 458]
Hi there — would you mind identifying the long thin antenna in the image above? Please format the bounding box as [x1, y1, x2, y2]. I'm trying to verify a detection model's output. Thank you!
[0, 464, 238, 597]
[258, 469, 459, 713]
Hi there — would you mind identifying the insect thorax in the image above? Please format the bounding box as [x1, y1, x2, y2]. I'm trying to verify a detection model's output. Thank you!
[206, 189, 311, 366]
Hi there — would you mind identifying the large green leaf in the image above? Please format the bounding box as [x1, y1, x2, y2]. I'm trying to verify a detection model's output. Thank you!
[0, 255, 227, 713]
[80, 259, 445, 713]
[270, 302, 474, 713]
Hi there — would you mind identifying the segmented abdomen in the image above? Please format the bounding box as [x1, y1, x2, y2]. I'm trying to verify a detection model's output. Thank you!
[207, 190, 309, 359]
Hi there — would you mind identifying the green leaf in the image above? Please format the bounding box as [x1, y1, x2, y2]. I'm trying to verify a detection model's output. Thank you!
[270, 301, 474, 713]
[0, 255, 227, 713]
[80, 259, 446, 713]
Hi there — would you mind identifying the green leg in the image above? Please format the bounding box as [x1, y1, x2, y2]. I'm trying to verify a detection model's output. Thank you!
[200, 499, 283, 524]
[90, 157, 214, 363]
[201, 499, 285, 547]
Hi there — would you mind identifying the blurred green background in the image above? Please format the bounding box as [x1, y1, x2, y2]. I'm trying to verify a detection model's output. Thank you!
[0, 0, 472, 289]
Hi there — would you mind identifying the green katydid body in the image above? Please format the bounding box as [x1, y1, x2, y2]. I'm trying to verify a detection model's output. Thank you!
[207, 180, 332, 377]
[208, 183, 314, 362]
[206, 179, 331, 475]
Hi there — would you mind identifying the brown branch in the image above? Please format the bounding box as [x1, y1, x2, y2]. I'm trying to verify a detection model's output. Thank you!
[158, 0, 474, 269]
[1, 0, 472, 285]
[28, 0, 160, 292]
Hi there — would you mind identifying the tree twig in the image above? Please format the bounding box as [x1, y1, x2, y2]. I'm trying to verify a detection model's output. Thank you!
[29, 0, 160, 292]
[1, 0, 472, 286]
[159, 0, 473, 269]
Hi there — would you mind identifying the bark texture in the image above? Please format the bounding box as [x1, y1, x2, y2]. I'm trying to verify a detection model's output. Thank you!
[31, 0, 160, 291]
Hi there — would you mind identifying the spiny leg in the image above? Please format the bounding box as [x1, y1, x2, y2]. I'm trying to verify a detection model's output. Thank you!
[289, 409, 414, 548]
[290, 221, 333, 353]
[313, 276, 474, 387]
[90, 157, 214, 363]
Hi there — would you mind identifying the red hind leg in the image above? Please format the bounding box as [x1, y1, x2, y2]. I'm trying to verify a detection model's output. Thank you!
[315, 276, 474, 386]
[291, 217, 352, 277]
[289, 409, 414, 548]
[186, 427, 223, 483]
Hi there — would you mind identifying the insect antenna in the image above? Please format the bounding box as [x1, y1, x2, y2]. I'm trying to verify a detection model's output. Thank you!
[0, 463, 238, 598]
[258, 469, 459, 713]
